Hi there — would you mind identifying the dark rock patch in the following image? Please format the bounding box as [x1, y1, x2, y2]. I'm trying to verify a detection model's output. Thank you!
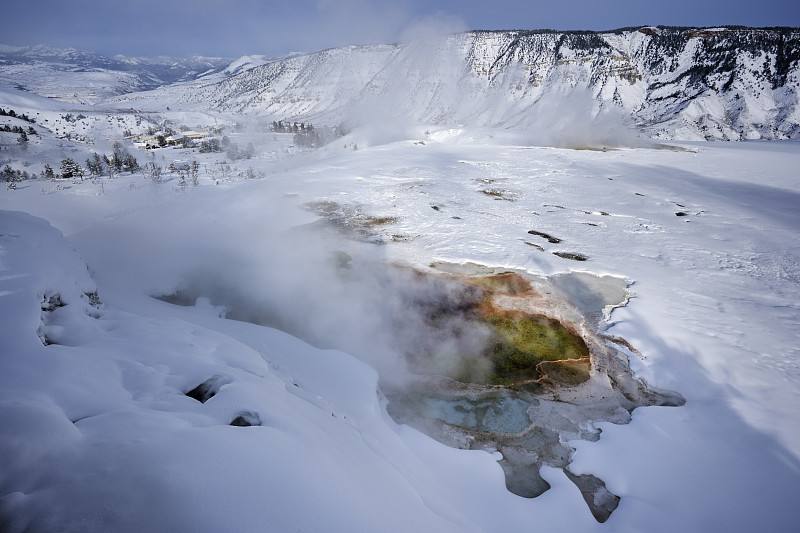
[553, 251, 589, 261]
[480, 189, 516, 201]
[186, 375, 225, 403]
[527, 230, 561, 243]
[41, 292, 64, 312]
[563, 470, 621, 523]
[230, 411, 261, 427]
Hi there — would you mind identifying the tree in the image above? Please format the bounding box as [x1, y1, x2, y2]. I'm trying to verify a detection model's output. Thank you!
[199, 139, 221, 153]
[43, 164, 55, 180]
[104, 154, 118, 178]
[17, 131, 28, 150]
[243, 142, 254, 159]
[109, 141, 138, 174]
[1, 165, 14, 182]
[60, 158, 83, 180]
[86, 153, 105, 177]
[122, 153, 139, 173]
[143, 162, 162, 182]
[190, 160, 199, 186]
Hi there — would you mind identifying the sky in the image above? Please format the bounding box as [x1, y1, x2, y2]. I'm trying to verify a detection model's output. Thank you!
[1, 0, 798, 59]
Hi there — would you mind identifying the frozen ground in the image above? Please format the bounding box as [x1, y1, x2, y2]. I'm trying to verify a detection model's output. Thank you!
[1, 119, 800, 531]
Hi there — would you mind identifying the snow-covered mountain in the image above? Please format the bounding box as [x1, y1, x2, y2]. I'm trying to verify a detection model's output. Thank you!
[0, 44, 231, 104]
[119, 26, 798, 141]
[2, 24, 800, 533]
[5, 27, 799, 140]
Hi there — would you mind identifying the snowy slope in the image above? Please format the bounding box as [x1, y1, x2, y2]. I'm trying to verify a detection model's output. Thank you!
[112, 27, 800, 140]
[1, 123, 799, 531]
[1, 26, 800, 533]
[0, 44, 231, 104]
[5, 28, 798, 139]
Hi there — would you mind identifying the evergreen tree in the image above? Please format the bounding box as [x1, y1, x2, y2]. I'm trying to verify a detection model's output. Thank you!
[122, 153, 139, 173]
[86, 153, 105, 177]
[143, 162, 162, 182]
[104, 154, 118, 178]
[1, 165, 14, 182]
[190, 161, 199, 186]
[60, 158, 83, 180]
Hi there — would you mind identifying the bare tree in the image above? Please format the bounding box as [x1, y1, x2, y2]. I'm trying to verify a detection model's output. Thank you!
[143, 162, 162, 182]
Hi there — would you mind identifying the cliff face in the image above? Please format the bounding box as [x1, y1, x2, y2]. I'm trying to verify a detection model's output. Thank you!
[4, 28, 797, 139]
[205, 27, 800, 140]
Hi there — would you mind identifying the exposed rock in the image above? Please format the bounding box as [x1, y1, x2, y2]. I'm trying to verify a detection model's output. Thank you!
[186, 375, 226, 403]
[230, 412, 261, 427]
[552, 251, 589, 261]
[190, 27, 800, 141]
[563, 470, 621, 523]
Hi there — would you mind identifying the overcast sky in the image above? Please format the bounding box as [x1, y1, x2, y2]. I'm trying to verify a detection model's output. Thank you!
[2, 0, 798, 59]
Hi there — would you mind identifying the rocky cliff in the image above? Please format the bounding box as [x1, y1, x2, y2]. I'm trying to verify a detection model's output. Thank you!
[198, 26, 799, 140]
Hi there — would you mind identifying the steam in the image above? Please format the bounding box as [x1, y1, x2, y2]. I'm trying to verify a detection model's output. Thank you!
[515, 88, 647, 149]
[312, 28, 646, 150]
[169, 228, 497, 386]
[86, 184, 492, 387]
[399, 12, 468, 42]
[313, 0, 413, 50]
[329, 13, 470, 147]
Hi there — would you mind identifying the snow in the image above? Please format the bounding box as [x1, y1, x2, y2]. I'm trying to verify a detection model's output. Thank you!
[2, 40, 800, 531]
[221, 55, 272, 76]
[98, 28, 800, 141]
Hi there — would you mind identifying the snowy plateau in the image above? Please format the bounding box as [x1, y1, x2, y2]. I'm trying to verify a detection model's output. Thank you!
[0, 26, 799, 532]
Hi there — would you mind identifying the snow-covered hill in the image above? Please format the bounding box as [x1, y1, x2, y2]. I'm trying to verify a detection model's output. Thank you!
[1, 26, 800, 532]
[5, 27, 799, 140]
[113, 26, 799, 140]
[2, 125, 799, 531]
[0, 44, 231, 104]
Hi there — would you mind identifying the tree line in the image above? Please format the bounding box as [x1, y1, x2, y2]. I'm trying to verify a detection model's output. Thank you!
[1, 124, 37, 136]
[84, 142, 140, 178]
[0, 108, 36, 123]
[271, 120, 350, 149]
[271, 120, 314, 134]
[3, 141, 141, 186]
